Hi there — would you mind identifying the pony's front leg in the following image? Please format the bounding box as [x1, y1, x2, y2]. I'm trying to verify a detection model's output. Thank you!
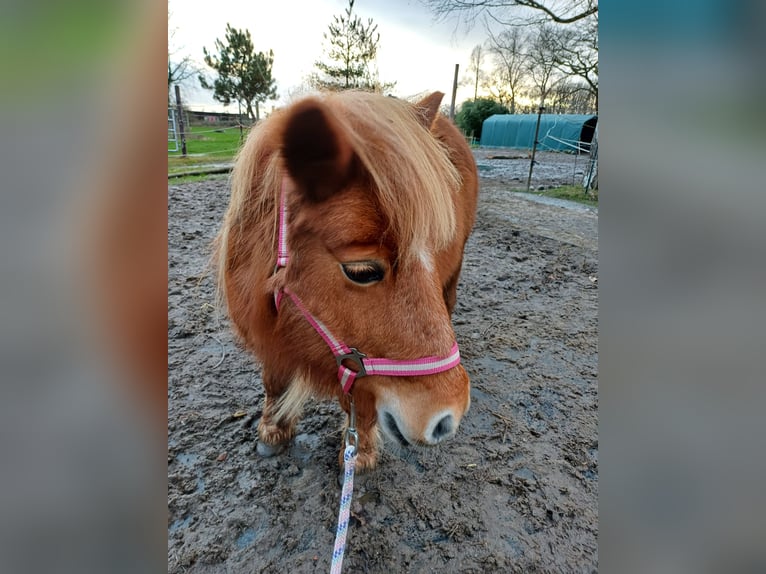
[256, 368, 301, 457]
[338, 390, 380, 472]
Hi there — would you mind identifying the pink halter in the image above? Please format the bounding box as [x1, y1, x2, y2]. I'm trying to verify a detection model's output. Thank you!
[273, 179, 462, 394]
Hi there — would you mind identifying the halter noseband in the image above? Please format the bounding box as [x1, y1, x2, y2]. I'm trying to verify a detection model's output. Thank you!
[273, 178, 462, 395]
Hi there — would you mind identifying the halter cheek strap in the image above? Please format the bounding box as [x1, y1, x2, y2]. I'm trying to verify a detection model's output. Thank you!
[273, 178, 462, 394]
[280, 288, 461, 393]
[276, 180, 290, 269]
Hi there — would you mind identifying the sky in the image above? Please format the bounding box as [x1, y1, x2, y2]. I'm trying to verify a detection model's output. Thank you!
[168, 0, 492, 113]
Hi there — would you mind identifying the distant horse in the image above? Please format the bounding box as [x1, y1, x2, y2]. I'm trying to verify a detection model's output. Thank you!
[216, 91, 478, 470]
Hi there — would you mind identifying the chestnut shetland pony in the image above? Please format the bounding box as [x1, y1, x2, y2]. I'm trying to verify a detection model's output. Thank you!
[216, 91, 478, 470]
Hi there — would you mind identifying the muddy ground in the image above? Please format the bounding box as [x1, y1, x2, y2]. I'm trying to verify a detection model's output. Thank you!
[168, 149, 598, 573]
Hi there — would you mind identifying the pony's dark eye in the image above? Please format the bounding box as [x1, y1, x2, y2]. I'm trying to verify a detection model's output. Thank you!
[340, 261, 385, 285]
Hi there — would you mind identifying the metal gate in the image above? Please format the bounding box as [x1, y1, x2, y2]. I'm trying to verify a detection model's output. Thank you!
[168, 108, 179, 153]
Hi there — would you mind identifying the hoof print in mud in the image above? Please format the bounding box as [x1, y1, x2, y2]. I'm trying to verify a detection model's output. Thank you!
[255, 441, 287, 458]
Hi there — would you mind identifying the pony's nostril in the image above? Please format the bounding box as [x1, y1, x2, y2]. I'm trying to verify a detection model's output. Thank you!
[383, 412, 409, 446]
[429, 414, 454, 443]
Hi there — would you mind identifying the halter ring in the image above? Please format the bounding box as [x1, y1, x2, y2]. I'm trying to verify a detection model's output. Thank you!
[335, 348, 367, 378]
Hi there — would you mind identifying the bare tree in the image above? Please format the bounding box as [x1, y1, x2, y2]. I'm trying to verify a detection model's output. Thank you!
[168, 58, 199, 102]
[568, 82, 597, 114]
[551, 17, 598, 109]
[420, 0, 597, 26]
[526, 23, 564, 108]
[547, 79, 595, 114]
[168, 12, 201, 102]
[423, 0, 598, 111]
[464, 44, 485, 100]
[484, 27, 528, 113]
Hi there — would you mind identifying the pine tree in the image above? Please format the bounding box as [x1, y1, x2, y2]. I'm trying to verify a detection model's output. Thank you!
[314, 0, 383, 91]
[199, 24, 277, 120]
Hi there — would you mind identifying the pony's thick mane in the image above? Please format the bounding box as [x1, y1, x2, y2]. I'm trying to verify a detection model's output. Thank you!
[322, 92, 461, 258]
[217, 91, 461, 307]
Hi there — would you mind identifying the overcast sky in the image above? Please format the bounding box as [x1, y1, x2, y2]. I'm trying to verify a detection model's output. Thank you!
[168, 0, 492, 112]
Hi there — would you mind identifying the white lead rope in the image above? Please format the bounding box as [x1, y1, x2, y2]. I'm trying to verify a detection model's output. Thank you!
[330, 401, 359, 574]
[330, 445, 357, 574]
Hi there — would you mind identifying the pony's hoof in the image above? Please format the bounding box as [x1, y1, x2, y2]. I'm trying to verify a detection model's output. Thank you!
[256, 440, 286, 457]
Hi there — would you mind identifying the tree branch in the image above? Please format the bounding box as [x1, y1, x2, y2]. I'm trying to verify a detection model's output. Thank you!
[422, 0, 597, 25]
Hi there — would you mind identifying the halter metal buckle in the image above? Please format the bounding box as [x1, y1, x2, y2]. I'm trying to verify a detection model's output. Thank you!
[345, 398, 358, 452]
[336, 348, 367, 378]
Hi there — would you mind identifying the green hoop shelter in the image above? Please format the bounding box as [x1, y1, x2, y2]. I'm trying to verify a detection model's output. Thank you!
[480, 114, 598, 152]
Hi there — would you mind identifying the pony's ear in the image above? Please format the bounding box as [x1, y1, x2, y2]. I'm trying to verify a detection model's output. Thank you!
[281, 98, 354, 203]
[414, 91, 445, 129]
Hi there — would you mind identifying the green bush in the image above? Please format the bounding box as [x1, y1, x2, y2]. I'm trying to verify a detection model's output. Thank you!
[455, 98, 509, 140]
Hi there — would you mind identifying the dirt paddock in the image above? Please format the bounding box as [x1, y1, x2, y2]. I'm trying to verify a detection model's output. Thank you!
[168, 150, 598, 572]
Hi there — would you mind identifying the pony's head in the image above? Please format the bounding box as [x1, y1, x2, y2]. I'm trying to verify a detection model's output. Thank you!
[221, 91, 473, 451]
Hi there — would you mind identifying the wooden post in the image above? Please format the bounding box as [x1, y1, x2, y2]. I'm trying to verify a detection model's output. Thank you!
[526, 105, 545, 192]
[449, 64, 459, 121]
[238, 101, 244, 145]
[174, 84, 187, 157]
[584, 123, 598, 191]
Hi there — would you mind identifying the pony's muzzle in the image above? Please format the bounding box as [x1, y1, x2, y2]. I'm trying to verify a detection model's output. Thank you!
[380, 408, 460, 447]
[377, 364, 470, 447]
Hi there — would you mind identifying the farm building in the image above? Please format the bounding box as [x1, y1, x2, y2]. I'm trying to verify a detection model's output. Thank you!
[480, 114, 598, 152]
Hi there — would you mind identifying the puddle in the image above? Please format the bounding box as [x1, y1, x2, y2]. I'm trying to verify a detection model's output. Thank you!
[169, 515, 191, 534]
[235, 527, 257, 549]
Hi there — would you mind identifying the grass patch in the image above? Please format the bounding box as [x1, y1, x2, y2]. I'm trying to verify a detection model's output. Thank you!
[168, 172, 230, 185]
[530, 185, 598, 206]
[168, 125, 248, 173]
